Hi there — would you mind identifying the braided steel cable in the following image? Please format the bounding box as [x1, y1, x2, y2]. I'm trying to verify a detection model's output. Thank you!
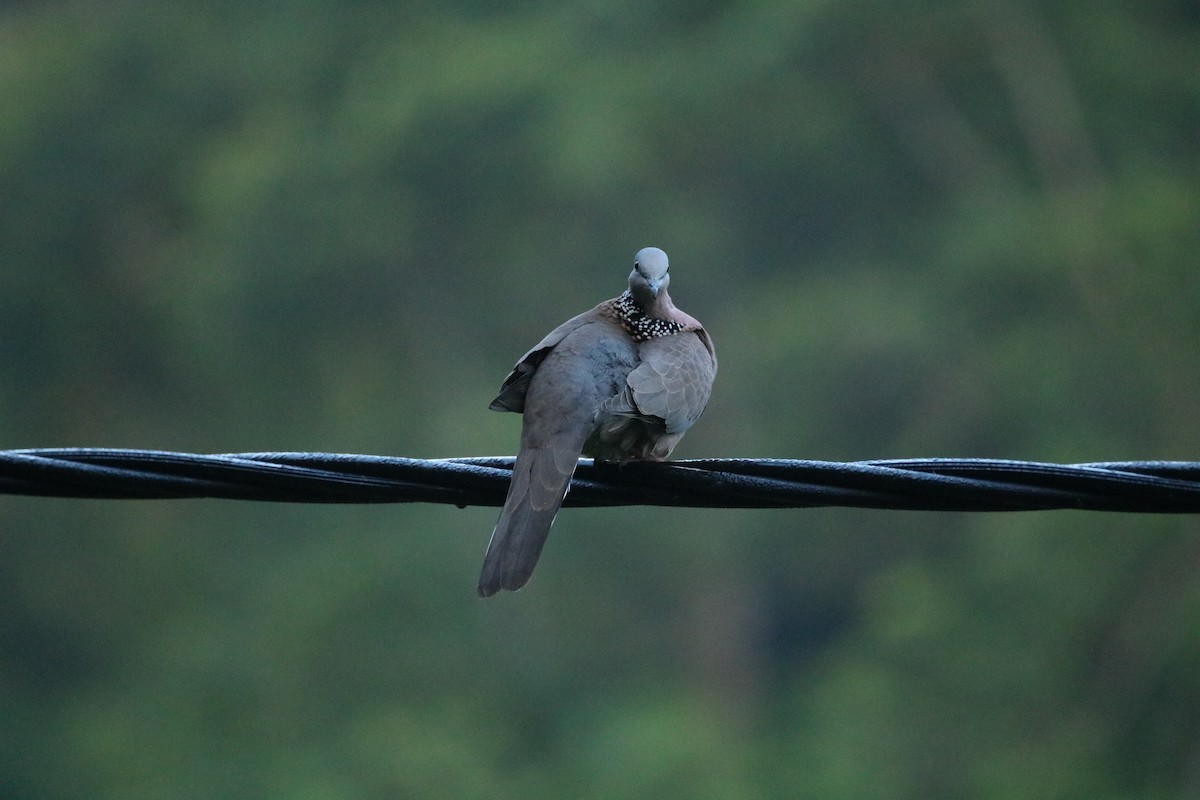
[1, 448, 1198, 512]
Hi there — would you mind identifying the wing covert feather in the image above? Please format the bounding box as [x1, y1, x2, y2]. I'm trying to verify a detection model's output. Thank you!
[627, 331, 716, 434]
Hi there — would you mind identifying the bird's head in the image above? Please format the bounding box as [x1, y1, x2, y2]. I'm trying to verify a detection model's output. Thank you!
[628, 246, 670, 305]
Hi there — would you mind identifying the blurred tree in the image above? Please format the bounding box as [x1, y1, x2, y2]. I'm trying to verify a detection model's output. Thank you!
[0, 0, 1197, 798]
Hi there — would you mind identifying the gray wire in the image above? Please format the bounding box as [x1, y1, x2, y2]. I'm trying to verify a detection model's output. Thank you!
[1, 448, 1198, 512]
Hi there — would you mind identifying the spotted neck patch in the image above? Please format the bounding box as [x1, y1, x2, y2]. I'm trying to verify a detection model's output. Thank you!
[612, 290, 685, 341]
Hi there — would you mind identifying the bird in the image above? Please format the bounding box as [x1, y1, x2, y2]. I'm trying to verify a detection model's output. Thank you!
[477, 246, 717, 597]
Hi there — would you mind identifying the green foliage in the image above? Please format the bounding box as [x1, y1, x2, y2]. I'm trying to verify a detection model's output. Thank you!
[1, 0, 1198, 797]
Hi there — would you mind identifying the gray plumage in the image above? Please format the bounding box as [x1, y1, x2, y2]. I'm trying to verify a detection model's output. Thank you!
[478, 247, 716, 597]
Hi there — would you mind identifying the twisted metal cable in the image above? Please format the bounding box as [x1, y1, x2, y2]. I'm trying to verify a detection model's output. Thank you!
[1, 448, 1199, 513]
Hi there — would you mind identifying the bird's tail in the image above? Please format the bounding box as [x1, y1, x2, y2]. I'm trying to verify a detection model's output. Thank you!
[477, 444, 577, 597]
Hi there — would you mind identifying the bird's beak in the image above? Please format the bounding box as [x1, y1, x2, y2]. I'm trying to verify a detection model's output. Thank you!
[646, 278, 662, 297]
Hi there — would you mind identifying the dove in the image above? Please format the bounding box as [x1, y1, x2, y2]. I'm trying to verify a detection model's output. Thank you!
[478, 246, 716, 597]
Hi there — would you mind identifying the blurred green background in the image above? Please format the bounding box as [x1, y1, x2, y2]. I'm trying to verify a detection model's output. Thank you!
[2, 0, 1199, 797]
